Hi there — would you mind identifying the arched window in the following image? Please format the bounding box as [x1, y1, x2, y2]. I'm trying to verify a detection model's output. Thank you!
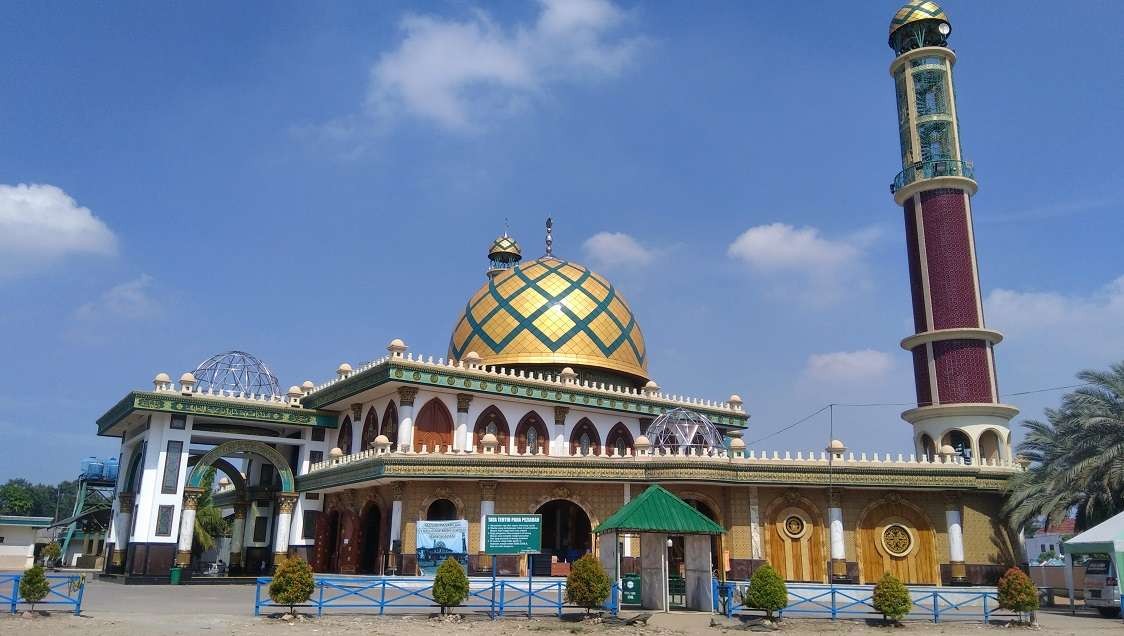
[473, 406, 510, 450]
[426, 499, 458, 521]
[605, 423, 634, 457]
[569, 418, 601, 456]
[413, 398, 454, 452]
[515, 411, 548, 454]
[920, 434, 936, 461]
[381, 402, 398, 447]
[360, 407, 379, 451]
[943, 430, 973, 464]
[337, 416, 353, 455]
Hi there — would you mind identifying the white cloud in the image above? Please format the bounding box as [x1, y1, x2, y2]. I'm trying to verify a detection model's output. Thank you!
[582, 231, 654, 268]
[986, 276, 1124, 355]
[366, 0, 644, 131]
[75, 275, 161, 322]
[804, 349, 894, 383]
[0, 183, 116, 277]
[727, 223, 879, 305]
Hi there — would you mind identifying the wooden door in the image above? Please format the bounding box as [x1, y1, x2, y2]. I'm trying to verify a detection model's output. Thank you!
[768, 506, 826, 582]
[858, 501, 938, 584]
[413, 398, 453, 452]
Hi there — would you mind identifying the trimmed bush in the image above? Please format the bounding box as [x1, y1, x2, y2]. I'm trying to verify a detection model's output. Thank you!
[433, 557, 470, 614]
[566, 554, 610, 615]
[997, 567, 1038, 622]
[40, 542, 61, 567]
[20, 565, 50, 612]
[269, 556, 315, 615]
[871, 573, 911, 625]
[743, 564, 787, 620]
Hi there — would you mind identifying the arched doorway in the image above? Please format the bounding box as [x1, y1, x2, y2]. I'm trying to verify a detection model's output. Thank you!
[426, 499, 458, 521]
[569, 418, 601, 456]
[534, 500, 592, 576]
[765, 496, 826, 583]
[515, 411, 548, 454]
[605, 423, 634, 457]
[979, 429, 1002, 463]
[313, 510, 340, 572]
[942, 430, 972, 464]
[473, 405, 510, 450]
[857, 498, 939, 585]
[337, 416, 353, 454]
[360, 407, 379, 452]
[381, 402, 398, 447]
[413, 398, 454, 452]
[358, 502, 382, 574]
[920, 434, 936, 461]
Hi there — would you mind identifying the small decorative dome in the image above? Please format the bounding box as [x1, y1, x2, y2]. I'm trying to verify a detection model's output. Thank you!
[634, 435, 651, 448]
[337, 362, 352, 374]
[828, 439, 845, 450]
[329, 447, 344, 459]
[154, 372, 171, 383]
[463, 351, 482, 365]
[287, 385, 302, 396]
[488, 233, 522, 264]
[646, 407, 725, 452]
[301, 380, 315, 390]
[218, 477, 230, 487]
[889, 1, 948, 38]
[374, 434, 390, 445]
[191, 351, 280, 397]
[180, 372, 197, 384]
[481, 432, 498, 444]
[728, 436, 746, 449]
[387, 339, 408, 354]
[940, 444, 956, 455]
[728, 394, 743, 406]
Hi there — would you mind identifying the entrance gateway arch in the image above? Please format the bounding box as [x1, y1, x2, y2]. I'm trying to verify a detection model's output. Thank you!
[177, 440, 298, 571]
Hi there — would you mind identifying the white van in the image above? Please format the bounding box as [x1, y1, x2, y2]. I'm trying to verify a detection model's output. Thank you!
[1084, 558, 1121, 617]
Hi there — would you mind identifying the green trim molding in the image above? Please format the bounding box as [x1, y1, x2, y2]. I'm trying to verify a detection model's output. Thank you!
[303, 358, 748, 428]
[96, 391, 338, 436]
[0, 516, 54, 527]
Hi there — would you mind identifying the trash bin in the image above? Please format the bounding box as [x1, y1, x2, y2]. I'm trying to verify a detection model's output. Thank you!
[622, 573, 641, 604]
[169, 566, 182, 585]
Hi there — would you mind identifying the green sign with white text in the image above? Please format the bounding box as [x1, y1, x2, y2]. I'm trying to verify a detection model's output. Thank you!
[484, 514, 542, 555]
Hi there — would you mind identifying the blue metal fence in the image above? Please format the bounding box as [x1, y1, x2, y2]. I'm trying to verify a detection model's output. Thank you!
[1, 573, 86, 615]
[715, 580, 1015, 623]
[254, 575, 619, 617]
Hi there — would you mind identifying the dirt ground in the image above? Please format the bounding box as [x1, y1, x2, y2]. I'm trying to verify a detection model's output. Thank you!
[0, 580, 1120, 635]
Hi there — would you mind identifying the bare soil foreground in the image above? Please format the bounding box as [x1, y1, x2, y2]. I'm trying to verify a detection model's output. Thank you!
[0, 581, 1119, 635]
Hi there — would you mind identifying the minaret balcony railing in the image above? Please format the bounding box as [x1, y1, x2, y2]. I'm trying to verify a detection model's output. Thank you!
[891, 159, 975, 194]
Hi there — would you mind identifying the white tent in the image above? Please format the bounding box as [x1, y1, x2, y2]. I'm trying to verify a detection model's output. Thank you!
[1063, 510, 1124, 620]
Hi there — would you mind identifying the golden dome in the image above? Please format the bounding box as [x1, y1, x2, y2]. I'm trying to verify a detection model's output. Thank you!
[448, 256, 648, 381]
[889, 1, 948, 37]
[488, 234, 522, 263]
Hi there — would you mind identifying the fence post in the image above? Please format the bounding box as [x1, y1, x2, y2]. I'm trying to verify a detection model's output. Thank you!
[73, 577, 85, 616]
[253, 579, 262, 616]
[932, 590, 939, 623]
[490, 560, 497, 620]
[726, 583, 733, 618]
[983, 592, 989, 624]
[379, 579, 387, 616]
[499, 581, 506, 616]
[317, 581, 324, 617]
[559, 582, 565, 618]
[831, 587, 837, 620]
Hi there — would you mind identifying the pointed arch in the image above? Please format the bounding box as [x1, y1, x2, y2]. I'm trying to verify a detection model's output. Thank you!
[360, 406, 379, 451]
[569, 418, 601, 456]
[337, 416, 353, 455]
[514, 410, 549, 454]
[605, 422, 634, 456]
[413, 398, 453, 452]
[381, 401, 398, 447]
[187, 439, 295, 492]
[186, 455, 246, 494]
[473, 405, 510, 450]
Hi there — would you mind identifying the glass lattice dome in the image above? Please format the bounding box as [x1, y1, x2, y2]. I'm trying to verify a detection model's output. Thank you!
[646, 407, 726, 453]
[191, 351, 281, 397]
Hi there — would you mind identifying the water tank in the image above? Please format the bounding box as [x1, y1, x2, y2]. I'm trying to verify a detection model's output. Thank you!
[104, 457, 120, 481]
[87, 459, 106, 480]
[80, 457, 96, 479]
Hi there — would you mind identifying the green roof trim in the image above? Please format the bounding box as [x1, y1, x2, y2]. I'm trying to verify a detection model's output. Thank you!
[96, 391, 339, 436]
[0, 516, 53, 527]
[594, 485, 725, 536]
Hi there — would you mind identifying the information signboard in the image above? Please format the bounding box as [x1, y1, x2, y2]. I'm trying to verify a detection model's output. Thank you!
[484, 514, 542, 555]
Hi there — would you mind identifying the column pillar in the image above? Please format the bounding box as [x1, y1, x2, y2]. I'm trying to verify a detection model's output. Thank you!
[828, 488, 847, 581]
[229, 501, 247, 570]
[388, 481, 404, 573]
[479, 481, 497, 566]
[111, 492, 135, 569]
[945, 494, 967, 583]
[748, 486, 762, 560]
[455, 393, 473, 452]
[622, 484, 632, 557]
[552, 406, 569, 456]
[273, 493, 298, 567]
[176, 488, 203, 567]
[397, 387, 418, 452]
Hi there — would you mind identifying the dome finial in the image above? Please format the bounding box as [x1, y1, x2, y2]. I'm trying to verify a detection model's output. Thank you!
[545, 217, 553, 257]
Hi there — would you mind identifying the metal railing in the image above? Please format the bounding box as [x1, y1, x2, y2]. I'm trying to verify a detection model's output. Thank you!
[715, 580, 1015, 623]
[253, 575, 619, 617]
[891, 159, 975, 194]
[1, 573, 86, 615]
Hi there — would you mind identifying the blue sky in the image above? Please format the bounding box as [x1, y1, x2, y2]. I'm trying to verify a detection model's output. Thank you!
[2, 1, 1122, 482]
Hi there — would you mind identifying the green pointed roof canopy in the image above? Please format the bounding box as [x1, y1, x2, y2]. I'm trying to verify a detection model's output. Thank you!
[594, 485, 725, 535]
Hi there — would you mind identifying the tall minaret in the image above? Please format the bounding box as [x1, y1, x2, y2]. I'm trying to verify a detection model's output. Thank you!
[887, 2, 1017, 465]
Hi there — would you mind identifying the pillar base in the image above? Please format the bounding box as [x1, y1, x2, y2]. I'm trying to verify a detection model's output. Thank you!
[830, 558, 851, 582]
[110, 549, 126, 567]
[175, 550, 192, 567]
[949, 561, 968, 584]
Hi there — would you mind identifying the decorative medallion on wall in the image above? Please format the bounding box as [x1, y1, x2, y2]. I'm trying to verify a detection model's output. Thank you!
[882, 524, 913, 556]
[782, 514, 807, 539]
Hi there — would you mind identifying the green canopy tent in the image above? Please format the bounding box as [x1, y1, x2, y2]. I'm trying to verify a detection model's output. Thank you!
[594, 485, 724, 612]
[1063, 510, 1124, 621]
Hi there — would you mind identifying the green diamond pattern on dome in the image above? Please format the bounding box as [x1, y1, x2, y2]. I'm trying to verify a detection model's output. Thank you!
[489, 235, 521, 256]
[889, 1, 947, 36]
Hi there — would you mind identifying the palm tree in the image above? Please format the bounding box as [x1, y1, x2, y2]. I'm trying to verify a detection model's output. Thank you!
[1005, 362, 1124, 532]
[192, 468, 230, 554]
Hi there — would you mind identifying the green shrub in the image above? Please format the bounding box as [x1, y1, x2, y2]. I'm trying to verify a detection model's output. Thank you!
[433, 557, 469, 614]
[742, 564, 787, 620]
[20, 565, 50, 611]
[268, 556, 315, 615]
[871, 573, 911, 624]
[997, 567, 1038, 621]
[566, 554, 610, 615]
[41, 542, 61, 566]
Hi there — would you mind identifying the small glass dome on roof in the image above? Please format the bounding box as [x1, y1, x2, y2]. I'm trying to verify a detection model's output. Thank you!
[191, 351, 281, 397]
[646, 407, 726, 453]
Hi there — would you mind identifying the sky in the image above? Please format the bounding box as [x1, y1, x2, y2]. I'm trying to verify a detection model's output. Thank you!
[2, 1, 1122, 483]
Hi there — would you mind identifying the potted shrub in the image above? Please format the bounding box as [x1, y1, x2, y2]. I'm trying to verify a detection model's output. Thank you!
[268, 556, 315, 616]
[566, 554, 611, 616]
[997, 567, 1039, 625]
[871, 573, 911, 625]
[20, 565, 50, 614]
[433, 557, 470, 615]
[742, 564, 787, 621]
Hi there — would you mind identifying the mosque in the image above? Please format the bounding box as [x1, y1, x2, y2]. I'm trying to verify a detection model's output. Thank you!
[97, 1, 1024, 587]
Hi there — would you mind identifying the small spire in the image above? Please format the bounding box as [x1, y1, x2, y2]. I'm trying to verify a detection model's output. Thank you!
[545, 217, 553, 256]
